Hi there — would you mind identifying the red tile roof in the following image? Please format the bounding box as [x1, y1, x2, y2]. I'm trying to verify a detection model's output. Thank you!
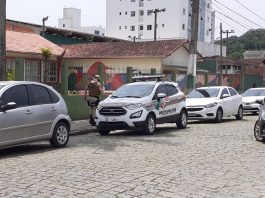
[62, 39, 188, 59]
[6, 31, 64, 56]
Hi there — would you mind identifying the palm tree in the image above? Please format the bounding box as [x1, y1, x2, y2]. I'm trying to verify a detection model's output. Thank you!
[41, 48, 52, 83]
[0, 0, 6, 80]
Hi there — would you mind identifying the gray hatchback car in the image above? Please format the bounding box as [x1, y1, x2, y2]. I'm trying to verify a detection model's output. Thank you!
[0, 81, 71, 149]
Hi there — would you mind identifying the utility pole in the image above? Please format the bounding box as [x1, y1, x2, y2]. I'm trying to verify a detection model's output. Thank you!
[0, 0, 6, 81]
[150, 8, 166, 41]
[187, 0, 199, 92]
[218, 22, 223, 86]
[224, 29, 235, 74]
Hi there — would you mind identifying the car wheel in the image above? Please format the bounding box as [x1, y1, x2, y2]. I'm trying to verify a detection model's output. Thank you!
[177, 110, 187, 129]
[215, 108, 223, 123]
[254, 120, 265, 142]
[98, 130, 110, 136]
[49, 122, 70, 148]
[144, 114, 156, 135]
[235, 106, 243, 120]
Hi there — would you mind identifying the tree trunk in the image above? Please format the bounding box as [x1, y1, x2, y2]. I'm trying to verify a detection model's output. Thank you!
[0, 0, 6, 81]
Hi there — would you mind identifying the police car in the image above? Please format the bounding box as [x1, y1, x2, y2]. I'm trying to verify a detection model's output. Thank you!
[95, 75, 187, 135]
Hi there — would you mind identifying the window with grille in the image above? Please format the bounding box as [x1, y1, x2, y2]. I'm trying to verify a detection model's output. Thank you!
[25, 59, 41, 82]
[47, 61, 57, 82]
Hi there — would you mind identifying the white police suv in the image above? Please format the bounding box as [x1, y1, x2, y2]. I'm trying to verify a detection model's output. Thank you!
[95, 75, 187, 135]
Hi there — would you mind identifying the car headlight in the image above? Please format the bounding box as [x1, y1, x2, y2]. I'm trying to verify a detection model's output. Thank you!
[125, 103, 142, 110]
[130, 110, 143, 119]
[204, 102, 217, 108]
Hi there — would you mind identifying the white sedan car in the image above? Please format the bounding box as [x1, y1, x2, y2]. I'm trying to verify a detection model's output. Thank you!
[186, 86, 243, 122]
[242, 88, 265, 114]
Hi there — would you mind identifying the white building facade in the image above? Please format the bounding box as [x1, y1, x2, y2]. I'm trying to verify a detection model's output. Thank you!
[58, 7, 105, 36]
[106, 0, 215, 43]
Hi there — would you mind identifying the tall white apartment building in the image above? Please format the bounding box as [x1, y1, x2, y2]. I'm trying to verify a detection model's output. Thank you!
[106, 0, 215, 43]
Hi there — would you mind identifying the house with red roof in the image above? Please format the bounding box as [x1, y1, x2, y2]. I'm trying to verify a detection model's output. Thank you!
[61, 39, 191, 90]
[6, 31, 64, 88]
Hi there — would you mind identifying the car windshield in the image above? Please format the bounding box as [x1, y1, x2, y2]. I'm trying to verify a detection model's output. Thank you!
[188, 88, 220, 98]
[242, 89, 265, 97]
[111, 84, 154, 98]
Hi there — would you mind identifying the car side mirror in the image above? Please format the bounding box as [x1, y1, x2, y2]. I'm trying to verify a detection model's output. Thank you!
[256, 99, 264, 105]
[1, 102, 17, 112]
[157, 93, 166, 101]
[221, 94, 229, 99]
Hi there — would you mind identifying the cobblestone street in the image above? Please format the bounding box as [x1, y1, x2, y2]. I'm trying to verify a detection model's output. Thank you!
[0, 115, 265, 198]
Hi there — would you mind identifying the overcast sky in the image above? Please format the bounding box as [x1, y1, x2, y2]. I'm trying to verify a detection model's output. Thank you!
[6, 0, 265, 38]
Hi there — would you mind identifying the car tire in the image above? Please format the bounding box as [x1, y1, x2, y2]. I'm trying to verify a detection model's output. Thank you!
[177, 110, 187, 129]
[215, 108, 223, 123]
[235, 106, 243, 120]
[254, 120, 265, 142]
[144, 114, 156, 135]
[98, 130, 110, 136]
[49, 122, 70, 148]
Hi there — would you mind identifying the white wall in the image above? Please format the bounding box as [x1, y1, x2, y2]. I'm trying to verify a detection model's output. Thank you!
[58, 7, 81, 28]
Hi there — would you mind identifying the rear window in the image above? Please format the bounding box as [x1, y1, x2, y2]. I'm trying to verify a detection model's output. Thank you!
[48, 89, 60, 103]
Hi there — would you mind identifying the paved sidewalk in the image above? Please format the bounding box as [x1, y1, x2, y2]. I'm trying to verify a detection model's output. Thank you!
[70, 119, 98, 135]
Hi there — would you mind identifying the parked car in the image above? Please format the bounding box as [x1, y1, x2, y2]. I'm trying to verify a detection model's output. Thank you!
[254, 99, 265, 142]
[242, 88, 265, 114]
[95, 75, 187, 135]
[186, 86, 243, 122]
[0, 81, 71, 149]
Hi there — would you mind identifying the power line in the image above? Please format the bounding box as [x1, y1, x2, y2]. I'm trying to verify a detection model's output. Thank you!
[215, 15, 245, 35]
[234, 0, 265, 23]
[211, 1, 254, 30]
[213, 0, 263, 28]
[200, 1, 253, 30]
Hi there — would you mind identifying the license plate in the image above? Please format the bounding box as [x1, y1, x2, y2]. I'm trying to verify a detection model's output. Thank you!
[188, 113, 197, 117]
[105, 117, 118, 122]
[244, 105, 251, 109]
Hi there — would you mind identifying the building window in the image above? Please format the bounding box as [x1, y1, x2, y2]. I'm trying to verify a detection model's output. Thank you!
[119, 12, 122, 15]
[125, 11, 128, 15]
[139, 25, 144, 30]
[183, 8, 186, 15]
[147, 25, 152, 30]
[6, 58, 16, 81]
[182, 24, 185, 30]
[119, 26, 121, 30]
[131, 0, 135, 2]
[139, 10, 144, 16]
[131, 11, 135, 17]
[125, 26, 127, 29]
[147, 10, 153, 16]
[63, 24, 65, 28]
[47, 61, 57, 82]
[25, 59, 41, 82]
[94, 30, 100, 35]
[162, 24, 165, 27]
[130, 26, 135, 31]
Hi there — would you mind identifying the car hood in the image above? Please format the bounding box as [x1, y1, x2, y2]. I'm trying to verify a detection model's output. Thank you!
[100, 97, 146, 107]
[186, 98, 217, 106]
[242, 96, 265, 103]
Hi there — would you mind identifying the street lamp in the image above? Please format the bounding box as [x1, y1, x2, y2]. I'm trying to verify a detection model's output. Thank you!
[42, 16, 49, 37]
[150, 8, 166, 41]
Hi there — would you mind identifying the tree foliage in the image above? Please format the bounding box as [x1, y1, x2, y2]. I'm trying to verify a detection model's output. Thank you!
[215, 29, 265, 60]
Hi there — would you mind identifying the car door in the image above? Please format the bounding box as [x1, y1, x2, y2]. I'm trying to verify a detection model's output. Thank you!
[165, 84, 180, 119]
[228, 87, 240, 115]
[27, 84, 58, 136]
[153, 84, 171, 122]
[0, 84, 34, 145]
[220, 88, 232, 116]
